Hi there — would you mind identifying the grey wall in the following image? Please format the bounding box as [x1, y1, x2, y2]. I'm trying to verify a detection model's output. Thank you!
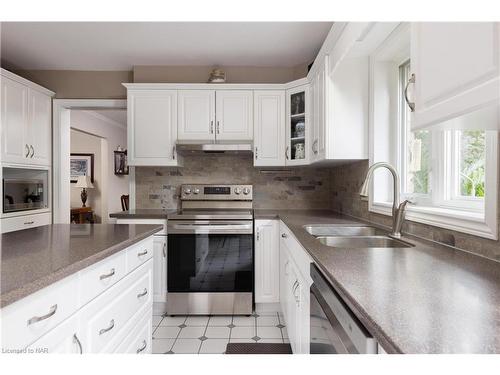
[135, 155, 331, 210]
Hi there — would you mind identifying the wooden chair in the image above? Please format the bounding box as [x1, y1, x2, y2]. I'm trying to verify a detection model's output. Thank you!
[120, 195, 129, 211]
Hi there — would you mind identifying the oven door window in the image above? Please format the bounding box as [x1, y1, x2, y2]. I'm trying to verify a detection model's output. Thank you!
[168, 234, 253, 292]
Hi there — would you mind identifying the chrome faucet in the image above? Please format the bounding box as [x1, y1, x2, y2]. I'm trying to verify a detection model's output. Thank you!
[359, 162, 412, 239]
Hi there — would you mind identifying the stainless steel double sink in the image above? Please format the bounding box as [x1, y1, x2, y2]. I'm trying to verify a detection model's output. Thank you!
[303, 224, 414, 249]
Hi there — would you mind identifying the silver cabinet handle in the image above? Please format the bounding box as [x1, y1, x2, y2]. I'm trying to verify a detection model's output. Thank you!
[99, 319, 115, 335]
[136, 340, 147, 353]
[255, 146, 258, 160]
[27, 304, 57, 325]
[256, 229, 260, 241]
[210, 120, 214, 134]
[404, 73, 415, 112]
[24, 221, 35, 225]
[285, 146, 289, 160]
[162, 242, 167, 258]
[137, 250, 148, 257]
[172, 146, 176, 160]
[137, 288, 148, 298]
[30, 145, 34, 158]
[99, 268, 115, 280]
[73, 333, 83, 354]
[25, 144, 30, 158]
[216, 121, 220, 134]
[312, 139, 318, 154]
[281, 233, 287, 238]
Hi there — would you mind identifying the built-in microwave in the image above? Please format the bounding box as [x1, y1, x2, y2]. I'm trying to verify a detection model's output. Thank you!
[2, 166, 50, 215]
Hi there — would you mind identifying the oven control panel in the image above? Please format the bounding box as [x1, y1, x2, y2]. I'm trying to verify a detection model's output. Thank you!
[181, 184, 253, 200]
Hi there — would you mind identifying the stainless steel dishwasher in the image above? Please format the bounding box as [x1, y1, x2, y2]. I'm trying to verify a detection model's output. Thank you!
[310, 264, 377, 354]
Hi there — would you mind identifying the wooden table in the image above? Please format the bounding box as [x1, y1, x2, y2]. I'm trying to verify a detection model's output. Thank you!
[71, 207, 95, 224]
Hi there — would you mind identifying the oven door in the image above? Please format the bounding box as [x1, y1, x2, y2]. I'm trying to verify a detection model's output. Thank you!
[167, 220, 254, 293]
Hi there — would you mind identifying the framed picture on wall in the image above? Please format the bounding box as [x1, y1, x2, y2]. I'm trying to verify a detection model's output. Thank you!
[70, 153, 94, 183]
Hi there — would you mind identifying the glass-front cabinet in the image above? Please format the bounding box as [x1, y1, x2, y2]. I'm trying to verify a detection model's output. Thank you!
[286, 85, 310, 165]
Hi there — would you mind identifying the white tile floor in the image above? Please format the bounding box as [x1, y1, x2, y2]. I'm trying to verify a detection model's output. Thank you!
[152, 310, 288, 354]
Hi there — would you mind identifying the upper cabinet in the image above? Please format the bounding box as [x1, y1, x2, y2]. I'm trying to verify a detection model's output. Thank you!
[127, 89, 181, 166]
[253, 90, 286, 167]
[215, 90, 253, 141]
[286, 85, 310, 166]
[1, 69, 54, 167]
[178, 90, 215, 140]
[410, 22, 500, 130]
[177, 90, 253, 141]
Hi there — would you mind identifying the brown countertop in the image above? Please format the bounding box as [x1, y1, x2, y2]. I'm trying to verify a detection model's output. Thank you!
[1, 224, 162, 308]
[255, 209, 500, 354]
[110, 209, 175, 219]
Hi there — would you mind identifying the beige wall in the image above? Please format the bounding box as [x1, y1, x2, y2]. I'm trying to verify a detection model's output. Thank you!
[11, 70, 132, 99]
[70, 129, 103, 223]
[133, 65, 308, 83]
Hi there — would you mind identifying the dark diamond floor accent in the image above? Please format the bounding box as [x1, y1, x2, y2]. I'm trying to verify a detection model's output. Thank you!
[199, 336, 208, 341]
[227, 323, 236, 329]
[178, 324, 187, 328]
[276, 324, 285, 329]
[252, 336, 261, 342]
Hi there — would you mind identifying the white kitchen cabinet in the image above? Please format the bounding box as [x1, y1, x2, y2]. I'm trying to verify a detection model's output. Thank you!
[153, 236, 167, 303]
[310, 60, 327, 163]
[28, 314, 82, 354]
[255, 219, 280, 303]
[178, 90, 215, 140]
[178, 90, 253, 142]
[127, 89, 181, 166]
[253, 91, 286, 166]
[1, 69, 54, 166]
[279, 222, 312, 354]
[286, 84, 310, 166]
[1, 237, 155, 353]
[410, 22, 500, 130]
[27, 88, 51, 165]
[215, 90, 253, 141]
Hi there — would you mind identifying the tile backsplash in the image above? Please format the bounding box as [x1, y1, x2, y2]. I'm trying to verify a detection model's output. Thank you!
[135, 154, 331, 210]
[330, 160, 500, 262]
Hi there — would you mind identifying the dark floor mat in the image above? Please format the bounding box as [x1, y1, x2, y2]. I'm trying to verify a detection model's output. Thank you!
[225, 343, 293, 354]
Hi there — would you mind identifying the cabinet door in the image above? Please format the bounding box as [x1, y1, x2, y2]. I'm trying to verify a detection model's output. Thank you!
[1, 77, 28, 164]
[153, 236, 167, 303]
[286, 85, 310, 166]
[215, 90, 253, 141]
[27, 89, 51, 166]
[178, 90, 215, 140]
[297, 274, 310, 354]
[316, 63, 326, 160]
[255, 220, 280, 303]
[310, 73, 319, 162]
[128, 90, 178, 166]
[279, 241, 290, 327]
[411, 22, 500, 129]
[253, 91, 285, 166]
[27, 314, 82, 354]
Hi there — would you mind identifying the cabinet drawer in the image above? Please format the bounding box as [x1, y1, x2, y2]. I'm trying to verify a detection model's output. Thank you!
[279, 222, 312, 282]
[78, 250, 127, 305]
[27, 313, 81, 354]
[126, 237, 154, 272]
[114, 308, 152, 354]
[1, 273, 79, 350]
[79, 259, 153, 353]
[1, 212, 51, 233]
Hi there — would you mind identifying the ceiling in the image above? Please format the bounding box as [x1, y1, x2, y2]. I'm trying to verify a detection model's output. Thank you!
[1, 22, 332, 71]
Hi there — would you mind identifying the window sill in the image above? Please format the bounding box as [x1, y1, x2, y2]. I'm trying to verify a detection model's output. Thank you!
[370, 201, 498, 240]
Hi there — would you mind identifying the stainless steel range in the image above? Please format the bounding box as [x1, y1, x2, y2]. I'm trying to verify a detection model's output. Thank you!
[167, 184, 254, 315]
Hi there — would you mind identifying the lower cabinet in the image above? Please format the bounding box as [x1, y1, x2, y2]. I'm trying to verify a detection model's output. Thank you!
[2, 237, 155, 354]
[153, 235, 167, 303]
[279, 222, 312, 354]
[254, 219, 280, 303]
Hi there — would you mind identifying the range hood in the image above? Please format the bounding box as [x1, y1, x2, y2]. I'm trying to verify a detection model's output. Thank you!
[176, 140, 253, 154]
